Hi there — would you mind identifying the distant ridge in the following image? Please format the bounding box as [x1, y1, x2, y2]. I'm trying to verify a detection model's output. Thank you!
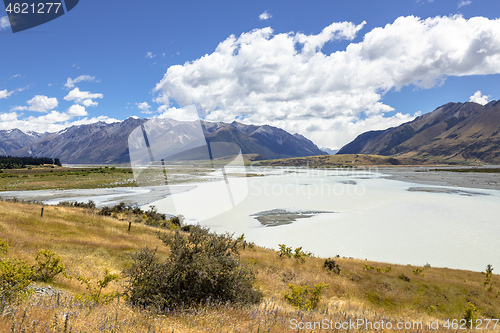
[0, 119, 326, 164]
[338, 100, 500, 164]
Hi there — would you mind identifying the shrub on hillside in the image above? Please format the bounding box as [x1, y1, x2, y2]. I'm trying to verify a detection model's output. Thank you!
[323, 258, 341, 275]
[0, 240, 34, 310]
[284, 283, 329, 311]
[33, 250, 67, 282]
[123, 226, 262, 310]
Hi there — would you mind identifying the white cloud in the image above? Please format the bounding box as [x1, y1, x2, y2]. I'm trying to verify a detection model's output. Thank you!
[458, 1, 472, 8]
[64, 87, 103, 106]
[0, 86, 26, 99]
[13, 95, 58, 113]
[82, 99, 98, 107]
[146, 52, 156, 59]
[64, 75, 97, 89]
[0, 111, 119, 133]
[67, 104, 88, 117]
[0, 16, 10, 30]
[469, 90, 490, 105]
[157, 105, 200, 121]
[136, 102, 152, 114]
[0, 89, 14, 99]
[154, 15, 500, 148]
[259, 11, 272, 21]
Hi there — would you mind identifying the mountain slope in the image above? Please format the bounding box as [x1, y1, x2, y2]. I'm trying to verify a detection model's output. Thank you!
[338, 101, 500, 163]
[4, 118, 325, 164]
[0, 129, 44, 155]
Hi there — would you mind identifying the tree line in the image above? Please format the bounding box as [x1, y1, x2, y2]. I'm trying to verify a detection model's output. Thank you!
[0, 156, 62, 169]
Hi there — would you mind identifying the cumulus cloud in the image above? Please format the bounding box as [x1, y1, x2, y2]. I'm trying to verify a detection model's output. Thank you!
[146, 52, 156, 59]
[0, 89, 14, 99]
[136, 102, 152, 114]
[67, 104, 88, 117]
[259, 11, 272, 21]
[0, 111, 119, 133]
[13, 95, 58, 112]
[469, 90, 490, 105]
[0, 16, 10, 30]
[458, 1, 472, 8]
[64, 75, 97, 89]
[154, 15, 500, 148]
[157, 105, 200, 121]
[64, 87, 103, 106]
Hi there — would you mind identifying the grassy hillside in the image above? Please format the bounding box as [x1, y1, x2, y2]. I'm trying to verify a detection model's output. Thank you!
[253, 154, 476, 168]
[0, 200, 499, 332]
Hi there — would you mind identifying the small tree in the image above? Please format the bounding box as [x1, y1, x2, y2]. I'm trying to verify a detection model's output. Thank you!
[284, 283, 329, 311]
[463, 302, 478, 328]
[124, 226, 262, 310]
[77, 270, 120, 304]
[324, 258, 341, 275]
[33, 250, 67, 282]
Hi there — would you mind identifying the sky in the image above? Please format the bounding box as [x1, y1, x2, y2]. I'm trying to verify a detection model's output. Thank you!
[1, 0, 500, 149]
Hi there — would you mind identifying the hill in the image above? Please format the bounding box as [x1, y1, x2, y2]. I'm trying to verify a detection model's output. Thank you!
[253, 153, 465, 168]
[338, 101, 500, 164]
[0, 200, 498, 332]
[0, 119, 326, 165]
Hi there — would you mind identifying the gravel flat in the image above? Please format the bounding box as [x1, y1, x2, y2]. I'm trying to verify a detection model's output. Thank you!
[378, 166, 500, 191]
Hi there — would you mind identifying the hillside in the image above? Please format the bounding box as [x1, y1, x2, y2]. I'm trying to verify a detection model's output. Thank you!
[0, 119, 326, 165]
[338, 101, 500, 164]
[0, 200, 499, 332]
[254, 154, 467, 168]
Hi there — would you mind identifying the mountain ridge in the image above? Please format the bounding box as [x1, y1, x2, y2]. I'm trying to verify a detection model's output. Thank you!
[338, 100, 500, 164]
[0, 118, 327, 164]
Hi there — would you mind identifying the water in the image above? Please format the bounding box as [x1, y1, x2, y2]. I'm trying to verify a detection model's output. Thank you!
[3, 166, 498, 271]
[147, 167, 500, 272]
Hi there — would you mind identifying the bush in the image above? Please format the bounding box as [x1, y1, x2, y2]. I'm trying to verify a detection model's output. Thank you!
[124, 226, 262, 310]
[277, 244, 292, 258]
[277, 244, 311, 261]
[324, 258, 341, 275]
[462, 302, 478, 328]
[398, 273, 411, 282]
[33, 250, 67, 282]
[0, 258, 33, 309]
[284, 283, 329, 311]
[76, 270, 120, 304]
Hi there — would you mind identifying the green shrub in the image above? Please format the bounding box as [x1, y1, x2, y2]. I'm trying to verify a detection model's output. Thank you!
[323, 258, 341, 275]
[124, 226, 262, 311]
[0, 258, 34, 309]
[277, 244, 292, 258]
[293, 247, 312, 262]
[284, 283, 329, 311]
[413, 267, 425, 276]
[0, 240, 9, 258]
[462, 302, 478, 328]
[277, 244, 311, 261]
[33, 250, 67, 282]
[76, 270, 120, 304]
[398, 274, 410, 282]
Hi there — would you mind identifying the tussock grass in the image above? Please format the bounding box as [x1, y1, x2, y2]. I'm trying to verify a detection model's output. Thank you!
[1, 200, 499, 332]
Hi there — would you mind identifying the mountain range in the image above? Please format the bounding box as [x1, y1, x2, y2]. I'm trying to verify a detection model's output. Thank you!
[0, 118, 326, 164]
[338, 100, 500, 164]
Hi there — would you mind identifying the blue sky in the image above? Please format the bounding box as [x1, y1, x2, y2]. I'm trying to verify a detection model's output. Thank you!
[1, 0, 500, 149]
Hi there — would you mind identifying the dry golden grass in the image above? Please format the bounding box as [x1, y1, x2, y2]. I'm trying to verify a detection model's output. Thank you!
[254, 154, 478, 168]
[1, 200, 499, 332]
